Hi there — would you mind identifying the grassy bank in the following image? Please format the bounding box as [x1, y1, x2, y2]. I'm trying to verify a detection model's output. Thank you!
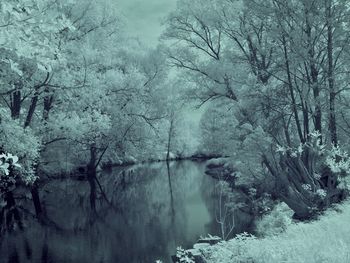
[201, 200, 350, 263]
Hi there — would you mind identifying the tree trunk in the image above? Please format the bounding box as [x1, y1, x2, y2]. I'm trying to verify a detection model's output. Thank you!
[24, 95, 38, 128]
[263, 152, 323, 220]
[43, 87, 53, 121]
[282, 36, 304, 143]
[166, 117, 174, 160]
[279, 189, 314, 220]
[305, 6, 322, 139]
[326, 0, 337, 145]
[10, 89, 21, 119]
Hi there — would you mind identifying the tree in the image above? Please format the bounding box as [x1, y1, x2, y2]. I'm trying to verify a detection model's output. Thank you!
[199, 100, 237, 156]
[164, 0, 350, 219]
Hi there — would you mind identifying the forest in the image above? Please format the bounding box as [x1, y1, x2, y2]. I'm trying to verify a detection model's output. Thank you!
[1, 0, 350, 262]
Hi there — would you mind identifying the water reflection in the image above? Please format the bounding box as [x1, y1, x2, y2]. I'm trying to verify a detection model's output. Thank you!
[1, 161, 228, 263]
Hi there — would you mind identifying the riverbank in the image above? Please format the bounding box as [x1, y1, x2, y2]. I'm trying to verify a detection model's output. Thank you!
[39, 154, 217, 181]
[197, 200, 350, 263]
[101, 153, 222, 168]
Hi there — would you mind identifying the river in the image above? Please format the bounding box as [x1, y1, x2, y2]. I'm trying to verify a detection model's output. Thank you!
[0, 160, 252, 263]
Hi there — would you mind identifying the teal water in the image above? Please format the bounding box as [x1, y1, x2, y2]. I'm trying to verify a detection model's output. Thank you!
[0, 161, 224, 263]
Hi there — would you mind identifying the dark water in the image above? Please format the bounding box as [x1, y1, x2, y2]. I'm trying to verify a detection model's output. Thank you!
[0, 161, 250, 263]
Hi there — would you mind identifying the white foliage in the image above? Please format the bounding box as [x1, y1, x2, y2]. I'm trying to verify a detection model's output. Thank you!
[0, 109, 40, 183]
[326, 144, 350, 175]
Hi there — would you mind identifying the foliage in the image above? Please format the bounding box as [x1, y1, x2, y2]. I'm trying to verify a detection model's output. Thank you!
[0, 0, 183, 177]
[0, 153, 20, 176]
[199, 101, 237, 156]
[202, 200, 350, 263]
[255, 202, 293, 237]
[164, 0, 350, 218]
[0, 153, 22, 192]
[0, 108, 40, 183]
[175, 247, 195, 263]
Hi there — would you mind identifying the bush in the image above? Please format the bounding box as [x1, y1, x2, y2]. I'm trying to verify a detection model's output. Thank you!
[202, 200, 350, 263]
[255, 202, 293, 237]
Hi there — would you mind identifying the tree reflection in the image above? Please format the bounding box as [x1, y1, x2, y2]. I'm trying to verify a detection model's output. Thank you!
[0, 161, 228, 263]
[166, 161, 175, 223]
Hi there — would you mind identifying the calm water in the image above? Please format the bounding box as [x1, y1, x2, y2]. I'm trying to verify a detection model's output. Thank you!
[0, 161, 251, 263]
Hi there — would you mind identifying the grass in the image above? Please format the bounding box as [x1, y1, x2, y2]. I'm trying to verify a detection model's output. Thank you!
[202, 200, 350, 263]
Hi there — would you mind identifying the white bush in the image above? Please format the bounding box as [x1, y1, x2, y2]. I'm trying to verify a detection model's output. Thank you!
[255, 202, 293, 237]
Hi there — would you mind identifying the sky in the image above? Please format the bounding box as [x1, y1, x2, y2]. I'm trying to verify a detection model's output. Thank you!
[117, 0, 177, 47]
[117, 0, 205, 128]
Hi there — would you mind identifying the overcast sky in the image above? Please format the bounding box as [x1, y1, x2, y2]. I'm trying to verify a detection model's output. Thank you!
[117, 0, 205, 125]
[117, 0, 177, 46]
